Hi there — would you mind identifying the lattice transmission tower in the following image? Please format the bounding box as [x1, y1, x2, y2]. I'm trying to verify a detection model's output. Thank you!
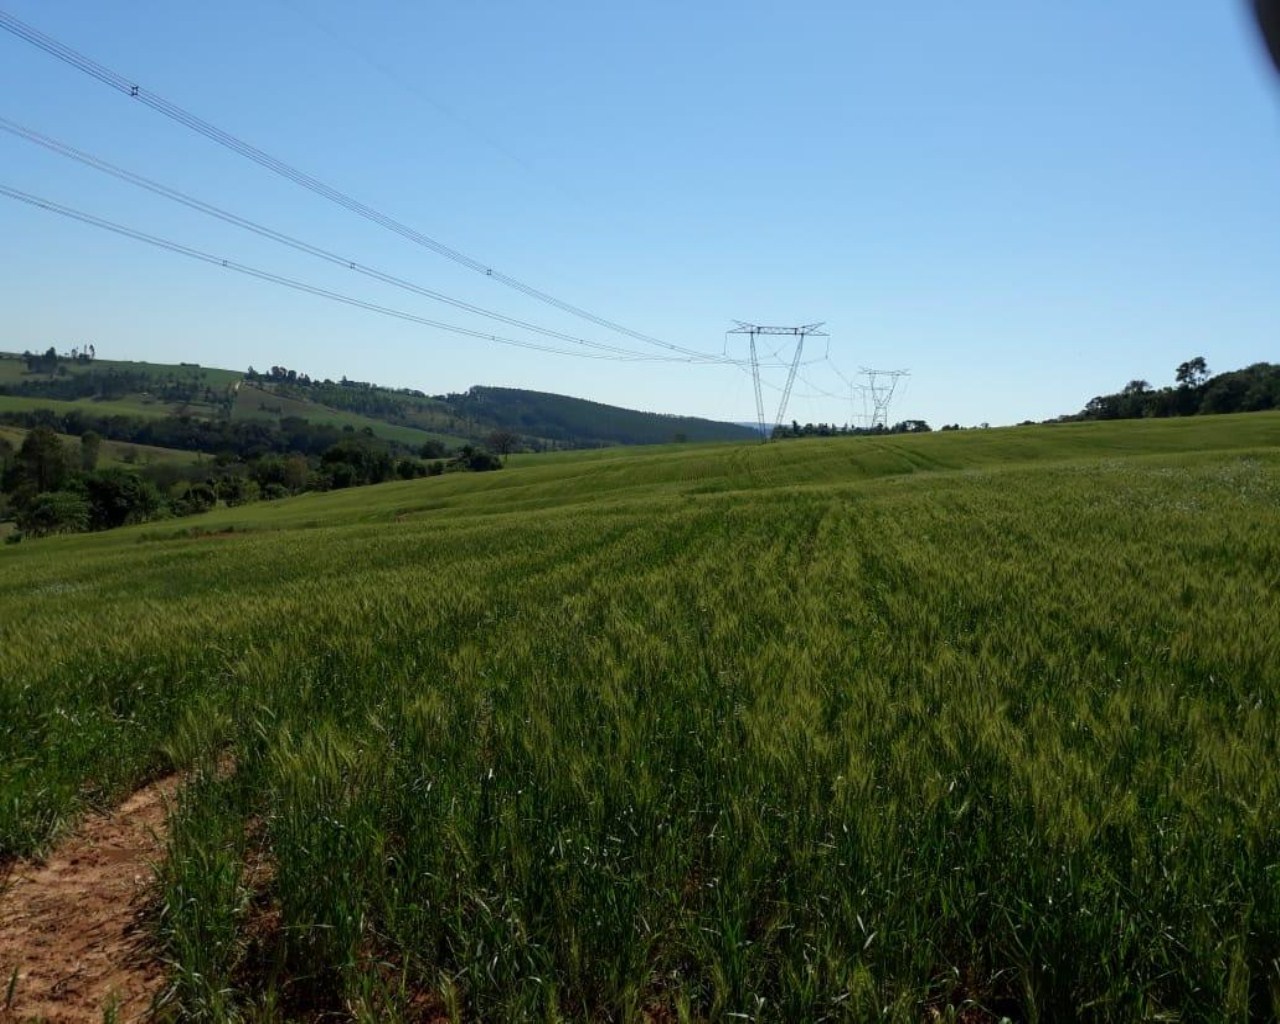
[860, 368, 910, 430]
[728, 321, 828, 440]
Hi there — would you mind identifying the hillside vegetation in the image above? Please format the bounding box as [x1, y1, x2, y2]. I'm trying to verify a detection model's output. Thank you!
[1079, 358, 1280, 422]
[230, 382, 459, 449]
[0, 350, 756, 539]
[0, 424, 201, 470]
[1, 351, 755, 454]
[2, 413, 1278, 1021]
[449, 385, 760, 446]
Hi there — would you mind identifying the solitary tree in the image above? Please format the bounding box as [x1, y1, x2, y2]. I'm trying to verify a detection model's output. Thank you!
[80, 430, 102, 472]
[1175, 357, 1209, 388]
[487, 429, 519, 463]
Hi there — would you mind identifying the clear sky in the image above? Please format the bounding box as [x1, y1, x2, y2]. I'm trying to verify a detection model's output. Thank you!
[1, 2, 1277, 428]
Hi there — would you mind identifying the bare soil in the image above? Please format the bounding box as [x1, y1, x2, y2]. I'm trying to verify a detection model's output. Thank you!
[0, 776, 178, 1023]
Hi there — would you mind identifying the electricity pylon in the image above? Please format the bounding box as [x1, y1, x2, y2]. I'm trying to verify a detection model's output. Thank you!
[728, 322, 828, 440]
[860, 368, 909, 430]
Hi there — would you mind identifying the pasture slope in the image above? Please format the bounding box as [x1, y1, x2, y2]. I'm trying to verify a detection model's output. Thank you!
[1, 413, 1278, 1022]
[230, 382, 461, 450]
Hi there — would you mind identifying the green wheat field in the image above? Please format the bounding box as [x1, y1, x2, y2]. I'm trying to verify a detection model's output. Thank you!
[2, 413, 1279, 1022]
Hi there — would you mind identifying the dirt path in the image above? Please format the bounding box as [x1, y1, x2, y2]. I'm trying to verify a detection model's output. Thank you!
[0, 776, 178, 1023]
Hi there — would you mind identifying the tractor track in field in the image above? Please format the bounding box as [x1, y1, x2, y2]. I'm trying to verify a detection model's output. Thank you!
[0, 775, 177, 1023]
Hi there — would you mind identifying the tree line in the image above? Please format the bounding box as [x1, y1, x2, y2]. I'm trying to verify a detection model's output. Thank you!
[773, 419, 933, 439]
[1077, 359, 1280, 421]
[0, 365, 226, 407]
[17, 345, 95, 373]
[245, 366, 426, 419]
[0, 426, 502, 541]
[0, 407, 392, 462]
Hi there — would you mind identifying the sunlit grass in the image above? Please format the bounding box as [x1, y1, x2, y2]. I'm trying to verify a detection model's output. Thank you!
[1, 413, 1278, 1021]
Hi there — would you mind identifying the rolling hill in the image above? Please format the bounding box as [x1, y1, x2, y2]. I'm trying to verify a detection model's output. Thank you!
[2, 412, 1278, 1019]
[0, 351, 757, 452]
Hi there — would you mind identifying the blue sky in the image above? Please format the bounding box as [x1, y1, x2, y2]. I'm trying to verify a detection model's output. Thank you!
[1, 2, 1276, 427]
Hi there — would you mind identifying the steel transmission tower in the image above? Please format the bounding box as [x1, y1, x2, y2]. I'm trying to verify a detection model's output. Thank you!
[860, 368, 910, 430]
[728, 322, 828, 440]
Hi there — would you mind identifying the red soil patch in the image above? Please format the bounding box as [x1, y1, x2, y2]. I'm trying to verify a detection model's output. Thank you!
[0, 776, 178, 1023]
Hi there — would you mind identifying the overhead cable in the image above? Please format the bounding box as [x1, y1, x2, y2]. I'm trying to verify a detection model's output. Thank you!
[0, 183, 686, 362]
[0, 116, 730, 365]
[0, 9, 723, 363]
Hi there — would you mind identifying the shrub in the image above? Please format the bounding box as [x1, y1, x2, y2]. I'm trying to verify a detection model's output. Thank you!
[16, 490, 90, 536]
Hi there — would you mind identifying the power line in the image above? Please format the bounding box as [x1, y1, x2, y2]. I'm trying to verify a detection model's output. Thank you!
[0, 8, 722, 364]
[0, 8, 880, 421]
[0, 183, 685, 363]
[0, 116, 725, 366]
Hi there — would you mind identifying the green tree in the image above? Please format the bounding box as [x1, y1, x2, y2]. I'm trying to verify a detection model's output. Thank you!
[16, 427, 72, 494]
[327, 462, 358, 489]
[80, 430, 102, 472]
[395, 457, 422, 480]
[1175, 357, 1209, 388]
[217, 474, 259, 506]
[16, 490, 90, 536]
[173, 480, 218, 516]
[453, 445, 503, 472]
[321, 437, 394, 485]
[23, 346, 59, 374]
[83, 470, 165, 530]
[487, 429, 519, 463]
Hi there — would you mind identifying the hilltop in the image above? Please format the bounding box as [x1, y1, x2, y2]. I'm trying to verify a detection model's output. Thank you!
[0, 349, 756, 452]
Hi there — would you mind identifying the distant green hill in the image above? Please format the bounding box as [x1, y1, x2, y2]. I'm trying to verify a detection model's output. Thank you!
[0, 350, 755, 452]
[447, 386, 760, 446]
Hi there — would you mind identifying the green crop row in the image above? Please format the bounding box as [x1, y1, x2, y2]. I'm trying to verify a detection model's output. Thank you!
[2, 416, 1278, 1021]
